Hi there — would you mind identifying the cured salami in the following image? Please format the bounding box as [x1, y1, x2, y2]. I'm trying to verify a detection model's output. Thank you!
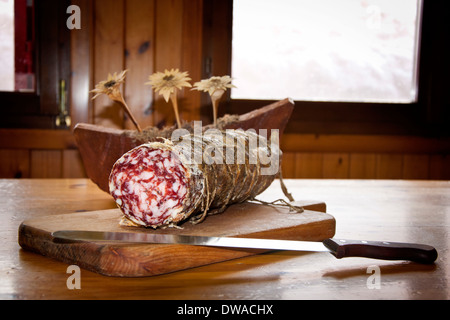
[109, 129, 280, 228]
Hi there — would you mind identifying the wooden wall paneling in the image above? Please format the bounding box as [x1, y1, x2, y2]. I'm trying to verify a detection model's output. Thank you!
[124, 0, 156, 130]
[93, 0, 125, 129]
[322, 153, 350, 179]
[153, 0, 184, 128]
[0, 129, 76, 149]
[62, 149, 87, 178]
[202, 0, 233, 118]
[402, 154, 430, 179]
[280, 134, 450, 154]
[429, 154, 450, 180]
[0, 149, 30, 178]
[180, 0, 203, 122]
[375, 154, 404, 179]
[30, 150, 62, 178]
[70, 0, 94, 127]
[294, 153, 323, 178]
[154, 0, 183, 69]
[280, 152, 295, 178]
[349, 153, 377, 179]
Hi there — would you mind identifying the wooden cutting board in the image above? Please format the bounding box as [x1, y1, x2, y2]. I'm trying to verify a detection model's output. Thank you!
[18, 200, 335, 277]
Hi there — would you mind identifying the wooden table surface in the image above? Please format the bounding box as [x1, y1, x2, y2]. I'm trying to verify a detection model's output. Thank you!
[1, 178, 448, 300]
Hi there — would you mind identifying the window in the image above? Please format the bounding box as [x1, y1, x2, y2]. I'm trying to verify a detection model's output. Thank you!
[207, 0, 450, 136]
[0, 0, 71, 129]
[0, 0, 36, 92]
[0, 0, 16, 91]
[232, 0, 422, 103]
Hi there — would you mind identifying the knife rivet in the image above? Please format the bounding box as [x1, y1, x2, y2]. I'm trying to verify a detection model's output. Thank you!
[361, 240, 368, 244]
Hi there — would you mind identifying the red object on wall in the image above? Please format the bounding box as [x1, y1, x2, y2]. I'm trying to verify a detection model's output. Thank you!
[14, 0, 35, 91]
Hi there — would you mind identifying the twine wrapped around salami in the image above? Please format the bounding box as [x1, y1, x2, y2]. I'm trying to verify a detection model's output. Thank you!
[109, 128, 282, 228]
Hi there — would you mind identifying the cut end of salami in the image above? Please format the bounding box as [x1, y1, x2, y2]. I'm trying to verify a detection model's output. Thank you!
[109, 143, 202, 228]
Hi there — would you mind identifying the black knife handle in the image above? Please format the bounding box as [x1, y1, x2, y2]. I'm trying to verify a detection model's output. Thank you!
[323, 238, 438, 264]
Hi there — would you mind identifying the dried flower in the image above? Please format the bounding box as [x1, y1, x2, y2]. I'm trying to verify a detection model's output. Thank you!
[91, 70, 142, 132]
[91, 70, 128, 101]
[146, 68, 192, 102]
[193, 75, 235, 127]
[193, 75, 235, 97]
[146, 69, 192, 128]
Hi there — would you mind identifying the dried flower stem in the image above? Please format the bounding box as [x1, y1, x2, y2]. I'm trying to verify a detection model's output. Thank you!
[211, 97, 220, 127]
[170, 92, 182, 128]
[210, 89, 225, 127]
[114, 95, 143, 133]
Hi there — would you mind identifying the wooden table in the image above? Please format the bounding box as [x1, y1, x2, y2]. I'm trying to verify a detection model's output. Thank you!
[1, 179, 448, 300]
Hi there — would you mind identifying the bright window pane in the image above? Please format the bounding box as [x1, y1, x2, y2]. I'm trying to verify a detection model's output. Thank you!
[0, 0, 15, 91]
[231, 0, 422, 103]
[0, 0, 35, 92]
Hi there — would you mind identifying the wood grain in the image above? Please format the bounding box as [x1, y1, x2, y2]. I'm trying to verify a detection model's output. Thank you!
[180, 0, 203, 122]
[281, 133, 450, 154]
[124, 0, 155, 130]
[62, 150, 87, 178]
[5, 1, 450, 181]
[280, 150, 450, 180]
[3, 179, 449, 300]
[295, 153, 323, 178]
[93, 0, 125, 128]
[70, 0, 94, 127]
[0, 149, 30, 178]
[30, 150, 62, 178]
[375, 154, 403, 179]
[322, 153, 349, 179]
[349, 153, 376, 179]
[0, 129, 76, 149]
[403, 154, 430, 179]
[153, 0, 184, 127]
[19, 201, 334, 277]
[280, 152, 296, 178]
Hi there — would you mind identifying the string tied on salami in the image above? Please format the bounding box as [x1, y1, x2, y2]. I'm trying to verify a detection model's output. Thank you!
[109, 128, 292, 229]
[249, 198, 304, 214]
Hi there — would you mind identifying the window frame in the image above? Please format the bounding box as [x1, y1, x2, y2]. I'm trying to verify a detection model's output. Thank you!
[0, 0, 71, 129]
[207, 0, 449, 137]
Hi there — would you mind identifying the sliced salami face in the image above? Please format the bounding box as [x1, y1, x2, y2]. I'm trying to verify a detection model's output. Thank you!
[109, 144, 197, 227]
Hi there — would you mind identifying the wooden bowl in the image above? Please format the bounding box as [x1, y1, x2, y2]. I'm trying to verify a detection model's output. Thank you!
[74, 98, 294, 193]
